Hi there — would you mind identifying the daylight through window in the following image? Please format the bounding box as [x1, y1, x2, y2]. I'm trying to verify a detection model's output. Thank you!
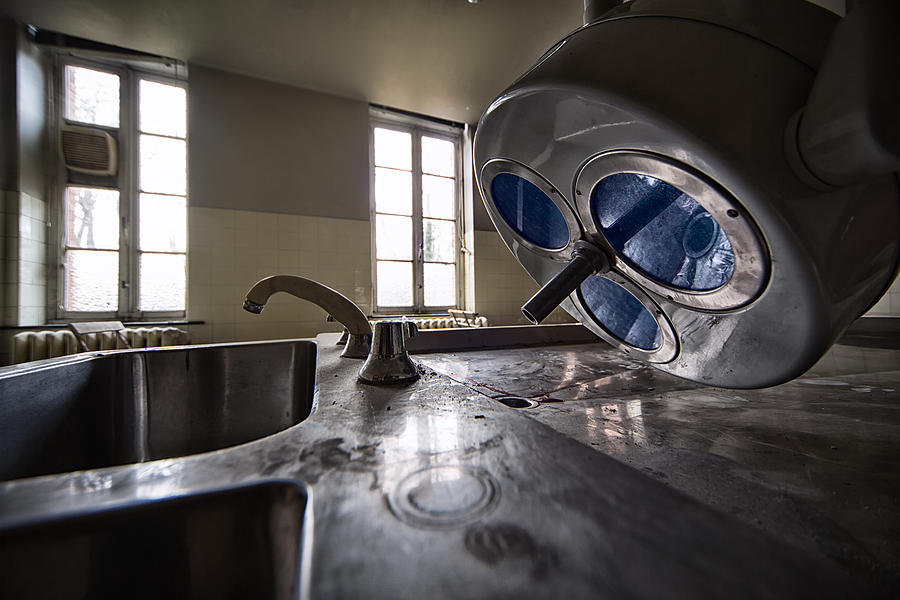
[371, 109, 462, 312]
[59, 63, 187, 316]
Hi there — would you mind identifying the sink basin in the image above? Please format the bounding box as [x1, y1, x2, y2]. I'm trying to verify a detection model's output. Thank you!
[0, 481, 307, 599]
[0, 340, 316, 481]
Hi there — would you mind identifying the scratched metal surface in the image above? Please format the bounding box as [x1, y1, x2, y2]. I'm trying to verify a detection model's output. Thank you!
[0, 335, 882, 598]
[419, 342, 900, 595]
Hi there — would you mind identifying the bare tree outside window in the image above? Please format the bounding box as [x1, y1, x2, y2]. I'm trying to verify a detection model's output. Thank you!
[59, 62, 186, 316]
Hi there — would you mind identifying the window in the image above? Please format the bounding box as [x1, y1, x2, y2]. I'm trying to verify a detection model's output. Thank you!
[370, 109, 463, 313]
[56, 60, 187, 318]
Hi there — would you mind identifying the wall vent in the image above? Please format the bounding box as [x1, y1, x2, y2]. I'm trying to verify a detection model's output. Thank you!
[60, 125, 117, 175]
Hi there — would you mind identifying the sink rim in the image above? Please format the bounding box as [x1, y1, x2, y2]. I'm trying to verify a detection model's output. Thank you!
[0, 476, 310, 531]
[0, 337, 319, 484]
[0, 336, 319, 377]
[0, 477, 314, 600]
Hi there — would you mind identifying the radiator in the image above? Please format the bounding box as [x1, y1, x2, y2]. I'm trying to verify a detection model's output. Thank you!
[400, 315, 489, 330]
[11, 327, 190, 364]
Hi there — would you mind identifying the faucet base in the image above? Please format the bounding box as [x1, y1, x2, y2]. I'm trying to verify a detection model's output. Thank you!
[357, 321, 419, 384]
[358, 355, 420, 385]
[341, 333, 372, 359]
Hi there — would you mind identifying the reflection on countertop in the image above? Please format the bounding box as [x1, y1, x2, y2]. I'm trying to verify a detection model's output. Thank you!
[1, 333, 895, 598]
[419, 341, 900, 594]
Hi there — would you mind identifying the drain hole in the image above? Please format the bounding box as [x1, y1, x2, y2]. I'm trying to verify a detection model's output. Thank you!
[495, 396, 539, 409]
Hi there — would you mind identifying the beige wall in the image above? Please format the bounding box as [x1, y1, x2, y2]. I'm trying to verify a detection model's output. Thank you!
[1, 54, 569, 364]
[183, 208, 569, 348]
[185, 207, 371, 344]
[0, 19, 19, 191]
[867, 276, 900, 316]
[4, 39, 899, 366]
[473, 230, 574, 326]
[1, 191, 47, 327]
[188, 65, 370, 220]
[1, 24, 48, 331]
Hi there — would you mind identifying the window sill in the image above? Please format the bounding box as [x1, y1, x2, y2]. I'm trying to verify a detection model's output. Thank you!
[0, 320, 205, 331]
[370, 313, 455, 319]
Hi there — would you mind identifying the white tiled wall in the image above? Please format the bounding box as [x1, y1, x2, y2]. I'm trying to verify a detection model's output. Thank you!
[473, 230, 575, 326]
[1, 190, 12, 326]
[1, 189, 47, 327]
[186, 207, 373, 344]
[474, 229, 900, 323]
[185, 209, 574, 344]
[865, 275, 900, 316]
[3, 201, 895, 363]
[17, 192, 48, 326]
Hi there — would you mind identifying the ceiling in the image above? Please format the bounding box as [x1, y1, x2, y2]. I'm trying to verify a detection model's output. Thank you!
[1, 0, 586, 124]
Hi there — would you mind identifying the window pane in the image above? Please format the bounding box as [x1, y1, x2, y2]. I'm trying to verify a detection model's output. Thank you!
[374, 128, 411, 170]
[375, 167, 412, 215]
[422, 136, 454, 177]
[65, 65, 119, 127]
[139, 253, 186, 311]
[377, 261, 413, 307]
[376, 214, 412, 260]
[65, 249, 118, 311]
[65, 187, 119, 249]
[423, 218, 455, 263]
[140, 79, 186, 138]
[140, 194, 186, 252]
[424, 263, 456, 306]
[140, 135, 186, 195]
[422, 175, 455, 219]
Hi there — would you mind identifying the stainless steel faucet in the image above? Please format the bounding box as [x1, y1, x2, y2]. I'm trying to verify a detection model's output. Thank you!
[358, 320, 419, 385]
[243, 275, 372, 358]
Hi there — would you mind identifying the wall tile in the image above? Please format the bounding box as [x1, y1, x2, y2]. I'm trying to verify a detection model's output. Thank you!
[890, 292, 900, 314]
[233, 228, 257, 249]
[1, 193, 49, 328]
[2, 259, 18, 285]
[256, 228, 279, 250]
[233, 210, 257, 232]
[20, 260, 45, 285]
[207, 207, 236, 230]
[210, 322, 235, 343]
[4, 234, 19, 260]
[186, 323, 211, 344]
[864, 276, 900, 317]
[255, 212, 279, 230]
[277, 249, 301, 271]
[473, 230, 574, 326]
[867, 299, 888, 315]
[188, 209, 378, 344]
[21, 241, 45, 264]
[19, 306, 45, 326]
[277, 229, 300, 250]
[19, 282, 46, 308]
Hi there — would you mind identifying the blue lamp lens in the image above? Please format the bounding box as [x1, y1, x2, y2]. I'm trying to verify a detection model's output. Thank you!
[579, 276, 661, 350]
[491, 172, 570, 250]
[591, 173, 734, 291]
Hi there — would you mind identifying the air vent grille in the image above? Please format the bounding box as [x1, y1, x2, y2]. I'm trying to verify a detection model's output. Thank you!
[60, 126, 117, 175]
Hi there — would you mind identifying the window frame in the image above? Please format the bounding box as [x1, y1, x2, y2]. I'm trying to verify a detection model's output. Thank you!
[51, 55, 188, 321]
[369, 108, 464, 314]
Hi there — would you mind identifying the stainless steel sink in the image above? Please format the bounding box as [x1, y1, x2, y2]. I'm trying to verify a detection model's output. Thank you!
[0, 481, 308, 600]
[0, 340, 316, 481]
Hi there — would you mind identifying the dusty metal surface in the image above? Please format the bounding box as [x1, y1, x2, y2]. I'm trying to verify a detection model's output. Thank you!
[0, 334, 883, 597]
[419, 341, 900, 595]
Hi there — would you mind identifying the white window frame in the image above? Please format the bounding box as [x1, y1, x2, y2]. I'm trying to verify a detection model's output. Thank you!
[51, 55, 188, 321]
[369, 107, 464, 314]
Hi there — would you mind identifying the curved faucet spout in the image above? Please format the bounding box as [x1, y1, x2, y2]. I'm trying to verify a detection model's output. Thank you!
[243, 275, 372, 358]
